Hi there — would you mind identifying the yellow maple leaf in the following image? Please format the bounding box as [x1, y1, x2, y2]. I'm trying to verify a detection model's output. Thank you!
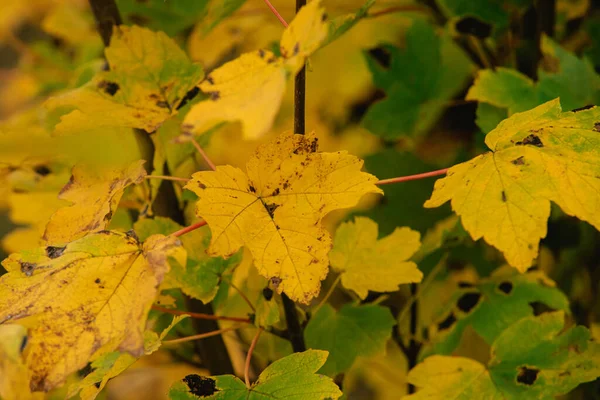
[185, 132, 381, 303]
[0, 325, 43, 400]
[0, 231, 182, 391]
[43, 160, 146, 245]
[425, 99, 600, 271]
[181, 0, 328, 140]
[329, 217, 423, 299]
[46, 25, 204, 134]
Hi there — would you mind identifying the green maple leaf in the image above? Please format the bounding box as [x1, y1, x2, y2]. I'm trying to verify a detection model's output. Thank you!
[423, 266, 570, 357]
[407, 312, 600, 399]
[362, 19, 472, 139]
[304, 304, 396, 376]
[468, 36, 600, 132]
[168, 350, 342, 400]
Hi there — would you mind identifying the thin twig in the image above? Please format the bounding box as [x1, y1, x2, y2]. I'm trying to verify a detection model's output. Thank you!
[367, 5, 431, 18]
[171, 220, 207, 237]
[191, 138, 217, 171]
[245, 328, 264, 388]
[262, 0, 289, 27]
[221, 275, 256, 312]
[313, 275, 341, 314]
[163, 324, 243, 345]
[377, 168, 448, 185]
[145, 175, 189, 182]
[152, 305, 252, 324]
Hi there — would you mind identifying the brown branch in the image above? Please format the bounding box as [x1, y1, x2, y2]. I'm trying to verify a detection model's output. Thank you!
[152, 305, 253, 323]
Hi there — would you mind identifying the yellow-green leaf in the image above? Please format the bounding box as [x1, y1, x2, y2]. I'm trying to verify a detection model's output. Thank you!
[181, 0, 328, 140]
[425, 99, 600, 271]
[0, 231, 181, 391]
[185, 132, 381, 303]
[0, 325, 43, 400]
[329, 217, 422, 299]
[43, 160, 146, 245]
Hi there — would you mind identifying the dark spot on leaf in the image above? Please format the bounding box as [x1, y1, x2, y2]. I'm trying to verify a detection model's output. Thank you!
[156, 100, 169, 108]
[34, 165, 51, 176]
[258, 49, 265, 58]
[511, 156, 525, 165]
[293, 42, 299, 56]
[183, 374, 217, 397]
[20, 262, 36, 277]
[208, 91, 220, 101]
[571, 105, 593, 112]
[516, 134, 543, 147]
[272, 188, 280, 196]
[457, 281, 474, 288]
[517, 366, 539, 385]
[321, 12, 328, 22]
[206, 76, 214, 85]
[20, 335, 28, 352]
[176, 87, 200, 110]
[94, 382, 101, 389]
[95, 278, 101, 284]
[46, 246, 65, 259]
[126, 229, 139, 242]
[78, 363, 93, 378]
[368, 47, 391, 69]
[310, 138, 318, 153]
[438, 312, 456, 330]
[97, 80, 119, 96]
[198, 183, 206, 189]
[265, 203, 279, 217]
[263, 287, 274, 301]
[501, 191, 507, 202]
[455, 16, 492, 38]
[594, 122, 600, 132]
[529, 301, 556, 316]
[270, 277, 282, 289]
[249, 185, 256, 193]
[282, 181, 289, 190]
[498, 281, 513, 294]
[457, 292, 482, 313]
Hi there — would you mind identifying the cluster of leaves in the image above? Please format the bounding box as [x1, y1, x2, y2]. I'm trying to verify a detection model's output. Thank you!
[1, 0, 600, 399]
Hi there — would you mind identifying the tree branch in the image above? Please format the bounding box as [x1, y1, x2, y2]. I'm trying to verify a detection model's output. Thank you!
[281, 293, 306, 352]
[88, 0, 122, 46]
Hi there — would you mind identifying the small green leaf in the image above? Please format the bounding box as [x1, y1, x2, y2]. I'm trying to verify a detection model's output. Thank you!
[168, 350, 342, 399]
[304, 304, 396, 376]
[321, 0, 375, 48]
[407, 312, 600, 399]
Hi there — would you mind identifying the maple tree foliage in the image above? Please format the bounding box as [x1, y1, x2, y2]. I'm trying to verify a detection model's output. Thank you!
[1, 0, 600, 399]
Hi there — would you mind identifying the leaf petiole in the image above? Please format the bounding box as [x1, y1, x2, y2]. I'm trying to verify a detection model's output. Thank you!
[245, 328, 264, 388]
[162, 324, 244, 345]
[262, 0, 289, 27]
[152, 305, 252, 323]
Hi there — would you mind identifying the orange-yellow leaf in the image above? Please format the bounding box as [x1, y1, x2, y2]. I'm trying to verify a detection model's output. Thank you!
[0, 231, 182, 391]
[43, 161, 146, 245]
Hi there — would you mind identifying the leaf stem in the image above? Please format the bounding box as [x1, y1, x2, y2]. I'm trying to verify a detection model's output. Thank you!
[191, 138, 217, 171]
[145, 175, 189, 182]
[313, 275, 341, 314]
[221, 275, 256, 312]
[171, 220, 207, 237]
[262, 0, 289, 27]
[245, 328, 263, 388]
[377, 168, 448, 185]
[163, 324, 244, 345]
[152, 305, 252, 323]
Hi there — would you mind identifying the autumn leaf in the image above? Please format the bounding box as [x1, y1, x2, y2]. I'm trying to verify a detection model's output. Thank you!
[68, 315, 187, 400]
[425, 99, 600, 271]
[43, 160, 146, 245]
[46, 25, 204, 134]
[168, 350, 342, 400]
[304, 304, 396, 376]
[407, 312, 600, 399]
[0, 324, 43, 400]
[329, 217, 422, 299]
[0, 231, 182, 391]
[181, 0, 328, 140]
[185, 132, 382, 303]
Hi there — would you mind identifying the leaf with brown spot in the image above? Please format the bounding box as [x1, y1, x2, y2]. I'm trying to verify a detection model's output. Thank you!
[184, 132, 381, 303]
[44, 161, 146, 245]
[0, 231, 184, 391]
